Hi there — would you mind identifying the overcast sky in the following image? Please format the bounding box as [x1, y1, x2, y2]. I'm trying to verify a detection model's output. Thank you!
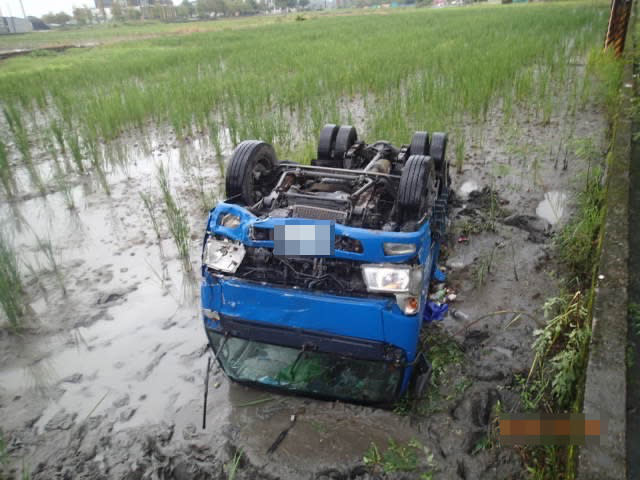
[0, 0, 180, 18]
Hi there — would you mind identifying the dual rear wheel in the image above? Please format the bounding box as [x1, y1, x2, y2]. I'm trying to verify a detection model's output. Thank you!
[316, 124, 358, 168]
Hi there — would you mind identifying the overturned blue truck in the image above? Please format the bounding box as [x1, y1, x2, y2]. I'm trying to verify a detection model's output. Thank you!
[201, 125, 450, 405]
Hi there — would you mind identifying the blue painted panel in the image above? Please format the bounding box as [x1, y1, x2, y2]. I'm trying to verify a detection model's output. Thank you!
[206, 202, 432, 264]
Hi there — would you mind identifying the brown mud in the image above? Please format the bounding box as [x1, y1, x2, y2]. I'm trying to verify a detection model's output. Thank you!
[0, 87, 607, 478]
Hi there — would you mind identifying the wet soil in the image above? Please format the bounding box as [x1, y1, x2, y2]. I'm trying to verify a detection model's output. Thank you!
[0, 92, 607, 478]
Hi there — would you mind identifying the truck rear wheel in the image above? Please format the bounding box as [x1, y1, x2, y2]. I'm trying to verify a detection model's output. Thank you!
[430, 132, 448, 172]
[316, 124, 340, 168]
[225, 140, 278, 205]
[333, 125, 357, 166]
[409, 131, 430, 156]
[397, 154, 436, 222]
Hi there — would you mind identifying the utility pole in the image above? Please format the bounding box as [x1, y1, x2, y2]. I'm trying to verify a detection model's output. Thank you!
[605, 0, 633, 57]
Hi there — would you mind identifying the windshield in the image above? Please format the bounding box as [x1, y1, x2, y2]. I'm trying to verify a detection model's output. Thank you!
[209, 332, 403, 403]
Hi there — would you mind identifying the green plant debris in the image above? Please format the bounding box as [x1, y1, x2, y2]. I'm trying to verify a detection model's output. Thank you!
[227, 448, 243, 480]
[364, 438, 434, 474]
[234, 396, 275, 408]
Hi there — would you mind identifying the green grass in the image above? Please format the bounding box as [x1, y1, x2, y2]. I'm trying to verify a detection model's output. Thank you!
[0, 2, 608, 197]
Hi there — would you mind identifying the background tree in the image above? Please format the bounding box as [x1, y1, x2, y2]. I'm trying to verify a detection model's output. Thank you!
[42, 11, 72, 25]
[177, 0, 195, 18]
[96, 0, 107, 21]
[299, 0, 310, 9]
[125, 7, 142, 19]
[72, 6, 92, 24]
[111, 1, 125, 21]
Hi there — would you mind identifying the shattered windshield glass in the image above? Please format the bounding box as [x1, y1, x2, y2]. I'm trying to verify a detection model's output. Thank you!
[209, 332, 402, 403]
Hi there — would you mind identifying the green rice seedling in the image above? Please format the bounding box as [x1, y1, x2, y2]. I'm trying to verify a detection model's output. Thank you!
[50, 121, 66, 155]
[66, 133, 85, 174]
[140, 191, 165, 258]
[454, 131, 465, 174]
[53, 168, 76, 211]
[33, 234, 67, 297]
[84, 136, 111, 195]
[0, 139, 17, 197]
[208, 119, 224, 159]
[156, 163, 192, 273]
[3, 105, 44, 195]
[0, 231, 27, 329]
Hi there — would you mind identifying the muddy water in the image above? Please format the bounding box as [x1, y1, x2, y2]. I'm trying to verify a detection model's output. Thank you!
[0, 89, 608, 478]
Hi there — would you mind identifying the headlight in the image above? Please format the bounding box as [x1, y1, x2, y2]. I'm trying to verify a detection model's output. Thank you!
[203, 236, 245, 273]
[219, 213, 241, 228]
[361, 264, 422, 293]
[383, 242, 417, 256]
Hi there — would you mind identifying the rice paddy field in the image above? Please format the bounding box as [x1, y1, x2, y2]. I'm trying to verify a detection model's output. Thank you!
[0, 1, 621, 479]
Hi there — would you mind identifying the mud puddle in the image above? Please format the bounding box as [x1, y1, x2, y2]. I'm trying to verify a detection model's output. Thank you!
[0, 81, 608, 479]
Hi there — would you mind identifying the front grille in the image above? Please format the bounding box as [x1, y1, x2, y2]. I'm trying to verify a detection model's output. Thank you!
[291, 204, 348, 223]
[234, 247, 369, 296]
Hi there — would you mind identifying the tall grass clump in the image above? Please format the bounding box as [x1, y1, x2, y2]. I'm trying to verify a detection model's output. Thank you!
[557, 167, 605, 287]
[156, 163, 191, 273]
[0, 232, 27, 329]
[585, 47, 625, 124]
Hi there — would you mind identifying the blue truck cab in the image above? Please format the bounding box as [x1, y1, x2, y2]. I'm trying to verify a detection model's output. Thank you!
[201, 125, 449, 405]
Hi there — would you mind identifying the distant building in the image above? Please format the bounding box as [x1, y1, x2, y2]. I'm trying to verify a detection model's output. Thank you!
[28, 16, 50, 30]
[0, 16, 33, 34]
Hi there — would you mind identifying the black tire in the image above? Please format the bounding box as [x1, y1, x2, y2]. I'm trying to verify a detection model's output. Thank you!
[409, 131, 430, 156]
[430, 132, 448, 172]
[333, 125, 357, 165]
[317, 124, 340, 167]
[397, 155, 435, 221]
[225, 140, 278, 205]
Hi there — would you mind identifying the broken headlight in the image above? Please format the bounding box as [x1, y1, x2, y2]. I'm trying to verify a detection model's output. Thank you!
[361, 264, 422, 294]
[203, 236, 246, 273]
[219, 213, 242, 229]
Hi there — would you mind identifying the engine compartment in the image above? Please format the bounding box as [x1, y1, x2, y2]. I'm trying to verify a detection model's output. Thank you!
[242, 140, 437, 231]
